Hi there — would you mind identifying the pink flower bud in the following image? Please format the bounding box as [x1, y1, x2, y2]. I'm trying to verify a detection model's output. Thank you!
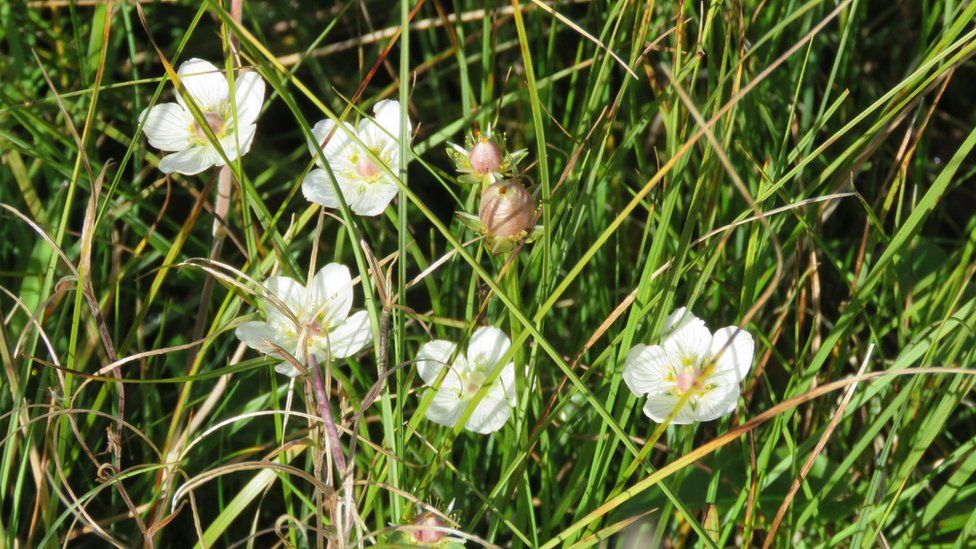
[478, 180, 535, 241]
[468, 139, 503, 174]
[411, 512, 446, 544]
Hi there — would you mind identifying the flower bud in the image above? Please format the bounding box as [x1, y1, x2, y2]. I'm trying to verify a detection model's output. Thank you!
[411, 512, 447, 544]
[479, 180, 535, 241]
[468, 139, 503, 174]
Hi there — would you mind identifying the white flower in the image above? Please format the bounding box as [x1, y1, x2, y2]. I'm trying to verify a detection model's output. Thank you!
[623, 307, 754, 424]
[139, 58, 265, 175]
[235, 264, 372, 377]
[302, 100, 412, 217]
[415, 326, 517, 434]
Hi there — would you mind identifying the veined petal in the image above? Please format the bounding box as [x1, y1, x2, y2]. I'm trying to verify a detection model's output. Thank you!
[622, 344, 675, 397]
[496, 361, 517, 406]
[309, 119, 355, 168]
[663, 312, 712, 365]
[175, 58, 228, 113]
[274, 361, 302, 378]
[690, 382, 740, 422]
[373, 99, 411, 142]
[466, 326, 511, 370]
[216, 123, 256, 164]
[235, 321, 282, 354]
[326, 310, 372, 358]
[425, 388, 465, 428]
[264, 275, 306, 325]
[351, 180, 397, 217]
[309, 263, 353, 326]
[302, 168, 365, 211]
[641, 392, 697, 425]
[157, 146, 218, 175]
[464, 388, 513, 434]
[416, 340, 465, 389]
[140, 103, 194, 151]
[302, 169, 342, 209]
[709, 326, 755, 382]
[664, 307, 701, 333]
[233, 71, 265, 125]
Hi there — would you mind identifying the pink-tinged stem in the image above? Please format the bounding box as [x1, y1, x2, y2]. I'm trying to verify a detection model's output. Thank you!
[309, 355, 348, 474]
[213, 166, 232, 237]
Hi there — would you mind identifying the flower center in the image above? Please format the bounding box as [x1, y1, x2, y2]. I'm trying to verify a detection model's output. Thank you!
[464, 370, 487, 395]
[193, 112, 225, 140]
[308, 319, 326, 337]
[355, 155, 380, 179]
[675, 367, 698, 393]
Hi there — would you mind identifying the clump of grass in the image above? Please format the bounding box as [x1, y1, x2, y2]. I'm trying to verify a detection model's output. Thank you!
[1, 0, 976, 547]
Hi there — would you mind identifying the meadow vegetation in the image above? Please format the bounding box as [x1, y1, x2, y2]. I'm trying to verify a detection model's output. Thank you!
[1, 0, 975, 546]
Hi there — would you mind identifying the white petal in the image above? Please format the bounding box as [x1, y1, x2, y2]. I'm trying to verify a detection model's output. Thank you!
[274, 362, 302, 377]
[175, 58, 229, 113]
[326, 310, 372, 358]
[464, 389, 513, 434]
[235, 321, 285, 355]
[308, 119, 355, 168]
[691, 383, 740, 422]
[264, 275, 306, 325]
[664, 307, 701, 332]
[663, 313, 712, 364]
[302, 169, 342, 209]
[416, 340, 465, 389]
[641, 392, 697, 425]
[233, 71, 265, 125]
[709, 326, 755, 382]
[140, 103, 193, 151]
[309, 263, 353, 326]
[373, 99, 411, 142]
[302, 168, 365, 211]
[622, 344, 676, 397]
[425, 388, 465, 428]
[496, 361, 517, 406]
[214, 123, 256, 165]
[465, 326, 511, 370]
[351, 181, 397, 217]
[157, 146, 218, 175]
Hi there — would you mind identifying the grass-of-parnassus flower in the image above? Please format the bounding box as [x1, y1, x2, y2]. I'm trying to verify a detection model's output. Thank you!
[302, 100, 412, 216]
[235, 264, 372, 377]
[623, 307, 754, 424]
[140, 58, 265, 175]
[415, 326, 517, 434]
